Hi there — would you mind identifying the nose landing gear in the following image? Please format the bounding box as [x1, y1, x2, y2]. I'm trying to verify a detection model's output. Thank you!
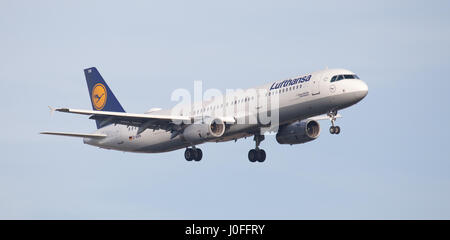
[329, 125, 341, 134]
[328, 110, 341, 135]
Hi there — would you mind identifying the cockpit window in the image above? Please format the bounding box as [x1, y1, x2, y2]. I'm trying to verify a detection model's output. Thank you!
[330, 74, 360, 82]
[344, 74, 355, 79]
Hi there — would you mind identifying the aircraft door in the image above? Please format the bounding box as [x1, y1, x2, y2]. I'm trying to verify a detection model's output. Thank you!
[312, 75, 320, 95]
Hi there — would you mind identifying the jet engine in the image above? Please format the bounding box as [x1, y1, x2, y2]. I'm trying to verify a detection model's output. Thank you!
[183, 118, 226, 143]
[276, 119, 320, 145]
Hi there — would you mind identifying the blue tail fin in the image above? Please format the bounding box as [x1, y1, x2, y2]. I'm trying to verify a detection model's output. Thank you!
[84, 67, 125, 128]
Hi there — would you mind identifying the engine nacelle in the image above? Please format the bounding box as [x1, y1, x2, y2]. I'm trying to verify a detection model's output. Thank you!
[276, 120, 320, 145]
[183, 118, 226, 143]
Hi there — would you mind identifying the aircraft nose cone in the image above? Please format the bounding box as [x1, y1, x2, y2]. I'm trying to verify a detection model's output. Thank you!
[354, 81, 368, 101]
[360, 81, 368, 97]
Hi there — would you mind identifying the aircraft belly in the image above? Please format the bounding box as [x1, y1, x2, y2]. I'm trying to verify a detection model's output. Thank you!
[132, 130, 190, 153]
[277, 96, 335, 125]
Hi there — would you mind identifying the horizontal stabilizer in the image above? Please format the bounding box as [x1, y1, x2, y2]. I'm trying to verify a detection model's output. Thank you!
[40, 131, 107, 138]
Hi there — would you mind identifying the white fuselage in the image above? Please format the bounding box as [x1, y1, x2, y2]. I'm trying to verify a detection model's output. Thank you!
[83, 69, 368, 153]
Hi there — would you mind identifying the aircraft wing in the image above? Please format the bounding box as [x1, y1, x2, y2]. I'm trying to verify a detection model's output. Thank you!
[53, 108, 236, 134]
[54, 107, 191, 133]
[309, 113, 342, 121]
[40, 131, 107, 138]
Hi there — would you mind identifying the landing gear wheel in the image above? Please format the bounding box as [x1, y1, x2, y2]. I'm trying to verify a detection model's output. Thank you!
[194, 149, 203, 161]
[257, 149, 266, 162]
[248, 149, 257, 162]
[329, 126, 336, 134]
[248, 149, 266, 162]
[334, 126, 341, 134]
[249, 134, 266, 162]
[184, 148, 194, 161]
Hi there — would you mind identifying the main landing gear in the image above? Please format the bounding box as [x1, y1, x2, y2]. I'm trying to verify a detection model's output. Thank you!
[248, 134, 266, 163]
[185, 147, 203, 161]
[328, 110, 341, 135]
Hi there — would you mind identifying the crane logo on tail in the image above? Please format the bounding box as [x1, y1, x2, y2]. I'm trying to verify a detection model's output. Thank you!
[91, 83, 107, 110]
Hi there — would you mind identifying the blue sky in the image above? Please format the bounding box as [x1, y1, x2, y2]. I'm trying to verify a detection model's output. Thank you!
[1, 0, 450, 219]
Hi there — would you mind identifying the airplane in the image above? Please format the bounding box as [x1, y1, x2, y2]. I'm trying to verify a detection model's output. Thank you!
[41, 67, 368, 162]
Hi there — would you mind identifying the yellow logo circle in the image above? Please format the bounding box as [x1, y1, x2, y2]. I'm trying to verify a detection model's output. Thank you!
[91, 83, 107, 110]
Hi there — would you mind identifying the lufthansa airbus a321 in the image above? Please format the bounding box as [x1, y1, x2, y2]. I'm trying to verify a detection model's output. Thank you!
[41, 67, 368, 162]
